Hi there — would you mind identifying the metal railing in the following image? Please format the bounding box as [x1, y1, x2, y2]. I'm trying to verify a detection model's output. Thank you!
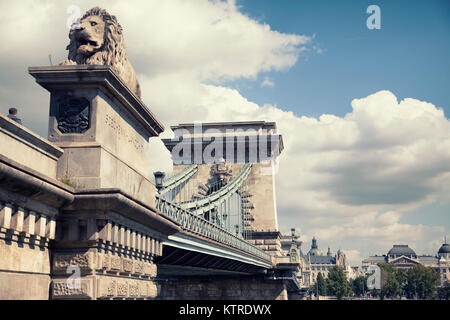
[155, 195, 271, 262]
[180, 164, 252, 212]
[159, 164, 198, 196]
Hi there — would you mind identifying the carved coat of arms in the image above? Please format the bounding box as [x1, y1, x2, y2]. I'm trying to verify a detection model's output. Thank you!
[56, 95, 90, 134]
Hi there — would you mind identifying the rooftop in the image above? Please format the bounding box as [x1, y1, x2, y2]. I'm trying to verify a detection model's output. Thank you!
[388, 245, 416, 257]
[438, 243, 450, 254]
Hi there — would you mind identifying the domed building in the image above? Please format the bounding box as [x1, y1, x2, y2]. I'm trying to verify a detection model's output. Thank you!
[387, 245, 417, 259]
[384, 245, 420, 268]
[438, 243, 450, 259]
[362, 241, 450, 286]
[308, 237, 322, 256]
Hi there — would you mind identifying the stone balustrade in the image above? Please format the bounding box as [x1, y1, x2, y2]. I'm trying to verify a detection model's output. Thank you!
[0, 197, 58, 299]
[0, 199, 56, 246]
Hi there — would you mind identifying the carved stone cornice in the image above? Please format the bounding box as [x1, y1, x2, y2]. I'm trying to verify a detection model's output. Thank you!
[28, 65, 164, 137]
[0, 154, 74, 211]
[62, 188, 180, 236]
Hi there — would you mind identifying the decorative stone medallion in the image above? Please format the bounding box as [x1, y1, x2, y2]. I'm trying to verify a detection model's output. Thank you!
[56, 94, 90, 134]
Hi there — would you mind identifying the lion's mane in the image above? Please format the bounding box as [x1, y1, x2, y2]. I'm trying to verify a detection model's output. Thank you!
[64, 7, 141, 97]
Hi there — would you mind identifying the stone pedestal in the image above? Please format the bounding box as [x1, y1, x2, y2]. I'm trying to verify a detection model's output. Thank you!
[27, 65, 180, 300]
[29, 65, 164, 204]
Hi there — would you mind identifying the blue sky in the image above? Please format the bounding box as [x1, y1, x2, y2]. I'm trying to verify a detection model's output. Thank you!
[230, 0, 450, 255]
[231, 0, 450, 119]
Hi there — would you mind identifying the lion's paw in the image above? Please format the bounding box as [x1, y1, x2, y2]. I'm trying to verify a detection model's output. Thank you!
[59, 60, 77, 66]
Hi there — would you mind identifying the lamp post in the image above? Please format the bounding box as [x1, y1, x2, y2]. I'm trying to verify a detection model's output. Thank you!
[153, 171, 165, 193]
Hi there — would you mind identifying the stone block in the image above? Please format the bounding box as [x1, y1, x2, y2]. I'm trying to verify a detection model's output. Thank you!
[0, 203, 12, 229]
[35, 215, 47, 238]
[267, 245, 281, 251]
[0, 236, 50, 274]
[0, 272, 50, 300]
[116, 280, 129, 298]
[264, 239, 278, 245]
[11, 207, 25, 233]
[0, 114, 62, 179]
[23, 211, 36, 235]
[53, 252, 95, 274]
[52, 279, 93, 300]
[110, 255, 122, 271]
[97, 277, 117, 299]
[122, 258, 133, 273]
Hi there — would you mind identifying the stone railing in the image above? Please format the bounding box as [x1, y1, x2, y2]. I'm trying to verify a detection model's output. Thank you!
[0, 199, 56, 246]
[155, 195, 271, 262]
[56, 213, 164, 258]
[52, 212, 162, 300]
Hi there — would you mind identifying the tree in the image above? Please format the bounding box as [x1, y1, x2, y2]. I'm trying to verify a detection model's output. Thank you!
[405, 264, 440, 299]
[352, 276, 368, 297]
[315, 272, 327, 296]
[437, 281, 450, 300]
[395, 269, 408, 297]
[378, 263, 396, 273]
[326, 266, 353, 299]
[370, 288, 381, 299]
[378, 263, 402, 299]
[381, 272, 401, 299]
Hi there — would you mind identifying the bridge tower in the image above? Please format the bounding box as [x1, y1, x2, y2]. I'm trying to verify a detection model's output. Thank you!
[162, 121, 284, 256]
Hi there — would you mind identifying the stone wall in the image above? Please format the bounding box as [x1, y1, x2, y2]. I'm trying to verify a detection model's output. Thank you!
[51, 249, 159, 300]
[0, 104, 176, 300]
[0, 114, 62, 178]
[158, 276, 288, 300]
[0, 114, 69, 300]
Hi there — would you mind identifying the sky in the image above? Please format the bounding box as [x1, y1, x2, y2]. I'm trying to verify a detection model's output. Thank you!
[0, 0, 449, 265]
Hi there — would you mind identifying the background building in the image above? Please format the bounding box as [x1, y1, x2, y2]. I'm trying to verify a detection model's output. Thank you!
[281, 236, 350, 288]
[362, 242, 450, 286]
[303, 238, 350, 286]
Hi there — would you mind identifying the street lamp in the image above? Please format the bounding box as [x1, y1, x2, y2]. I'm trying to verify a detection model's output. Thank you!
[153, 171, 165, 192]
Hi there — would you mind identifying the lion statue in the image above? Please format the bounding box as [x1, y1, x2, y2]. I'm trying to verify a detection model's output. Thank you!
[60, 7, 141, 98]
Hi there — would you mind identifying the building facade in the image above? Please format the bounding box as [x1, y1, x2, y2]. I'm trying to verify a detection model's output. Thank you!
[280, 236, 350, 288]
[362, 243, 450, 286]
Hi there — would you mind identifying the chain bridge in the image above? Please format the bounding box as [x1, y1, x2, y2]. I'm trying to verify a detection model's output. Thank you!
[0, 43, 301, 300]
[155, 163, 272, 276]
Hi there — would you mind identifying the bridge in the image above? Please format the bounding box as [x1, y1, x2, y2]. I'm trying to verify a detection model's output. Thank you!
[155, 162, 271, 272]
[0, 65, 301, 300]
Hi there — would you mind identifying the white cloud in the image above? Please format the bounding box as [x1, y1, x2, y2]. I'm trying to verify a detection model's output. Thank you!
[345, 250, 362, 267]
[0, 0, 311, 134]
[276, 91, 450, 214]
[274, 91, 450, 263]
[261, 77, 275, 88]
[303, 212, 442, 244]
